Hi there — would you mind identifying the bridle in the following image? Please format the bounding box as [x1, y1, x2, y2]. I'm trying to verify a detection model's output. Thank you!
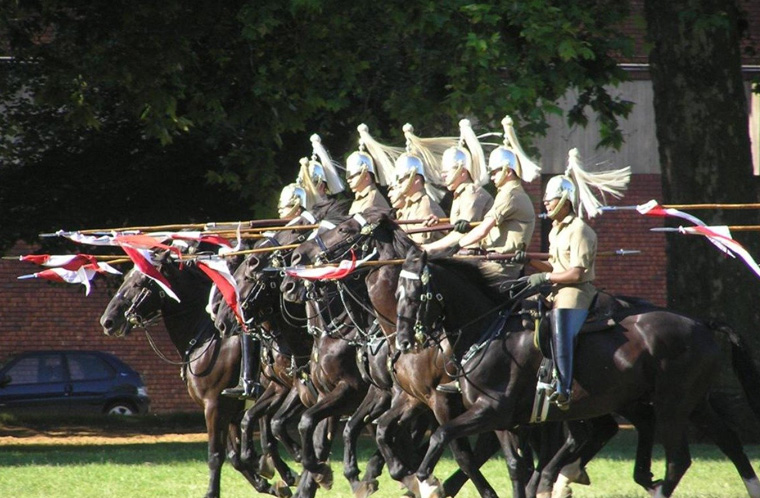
[123, 283, 164, 329]
[398, 264, 446, 350]
[310, 214, 378, 265]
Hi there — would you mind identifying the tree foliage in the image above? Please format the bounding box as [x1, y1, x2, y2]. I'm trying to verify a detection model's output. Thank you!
[0, 0, 635, 250]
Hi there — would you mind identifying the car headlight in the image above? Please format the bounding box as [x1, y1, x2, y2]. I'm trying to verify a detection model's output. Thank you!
[137, 386, 148, 397]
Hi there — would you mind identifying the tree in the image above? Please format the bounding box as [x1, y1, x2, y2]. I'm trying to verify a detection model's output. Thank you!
[0, 0, 634, 251]
[644, 0, 760, 389]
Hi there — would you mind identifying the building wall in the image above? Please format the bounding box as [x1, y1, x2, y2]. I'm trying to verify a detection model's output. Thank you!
[0, 241, 200, 414]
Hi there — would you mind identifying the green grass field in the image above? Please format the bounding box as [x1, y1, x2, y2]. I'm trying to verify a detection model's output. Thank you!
[0, 418, 758, 498]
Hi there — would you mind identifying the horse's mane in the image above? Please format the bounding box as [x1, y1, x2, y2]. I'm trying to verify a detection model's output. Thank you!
[358, 207, 417, 258]
[312, 196, 351, 222]
[428, 257, 504, 304]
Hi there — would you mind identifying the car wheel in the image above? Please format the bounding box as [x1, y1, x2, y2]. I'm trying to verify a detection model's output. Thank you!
[106, 402, 137, 416]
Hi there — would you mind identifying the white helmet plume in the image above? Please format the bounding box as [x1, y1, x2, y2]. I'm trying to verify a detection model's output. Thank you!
[565, 148, 631, 218]
[458, 119, 489, 186]
[310, 134, 345, 194]
[502, 116, 541, 183]
[356, 124, 402, 187]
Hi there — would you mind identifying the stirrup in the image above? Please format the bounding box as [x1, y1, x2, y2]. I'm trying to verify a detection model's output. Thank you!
[436, 380, 461, 393]
[549, 390, 571, 411]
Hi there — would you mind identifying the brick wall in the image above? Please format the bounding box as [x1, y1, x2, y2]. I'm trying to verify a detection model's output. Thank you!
[0, 242, 200, 414]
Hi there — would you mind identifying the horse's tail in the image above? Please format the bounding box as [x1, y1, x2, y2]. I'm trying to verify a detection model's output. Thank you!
[710, 321, 760, 419]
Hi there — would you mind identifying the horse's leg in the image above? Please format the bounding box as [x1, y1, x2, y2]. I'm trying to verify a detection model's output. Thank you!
[691, 397, 760, 498]
[360, 424, 387, 497]
[428, 393, 498, 498]
[240, 384, 278, 467]
[226, 425, 291, 498]
[442, 431, 502, 498]
[493, 429, 533, 498]
[534, 417, 617, 498]
[342, 385, 390, 496]
[416, 397, 508, 487]
[294, 470, 319, 498]
[298, 383, 357, 488]
[375, 392, 422, 483]
[272, 387, 306, 462]
[204, 402, 226, 498]
[653, 402, 692, 497]
[262, 400, 300, 487]
[617, 403, 658, 492]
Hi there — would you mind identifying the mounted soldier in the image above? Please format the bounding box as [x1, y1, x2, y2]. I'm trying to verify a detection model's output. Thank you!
[524, 148, 630, 409]
[222, 134, 347, 399]
[424, 116, 541, 287]
[345, 124, 393, 215]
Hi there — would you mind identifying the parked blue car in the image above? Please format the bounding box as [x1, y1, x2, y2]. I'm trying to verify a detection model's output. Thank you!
[0, 350, 150, 416]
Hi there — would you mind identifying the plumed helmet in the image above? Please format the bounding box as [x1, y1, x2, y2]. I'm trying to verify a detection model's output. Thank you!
[308, 160, 327, 185]
[278, 183, 307, 214]
[394, 152, 426, 183]
[543, 175, 577, 213]
[488, 147, 519, 173]
[441, 146, 471, 173]
[346, 150, 375, 179]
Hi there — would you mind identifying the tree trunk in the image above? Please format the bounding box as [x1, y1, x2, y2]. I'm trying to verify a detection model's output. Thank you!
[645, 0, 760, 394]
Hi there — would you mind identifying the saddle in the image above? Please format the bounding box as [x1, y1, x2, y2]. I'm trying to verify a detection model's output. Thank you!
[522, 290, 621, 359]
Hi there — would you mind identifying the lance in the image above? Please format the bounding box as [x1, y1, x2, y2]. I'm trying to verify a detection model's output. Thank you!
[405, 221, 482, 235]
[651, 226, 760, 232]
[40, 218, 294, 237]
[286, 249, 641, 269]
[601, 203, 760, 212]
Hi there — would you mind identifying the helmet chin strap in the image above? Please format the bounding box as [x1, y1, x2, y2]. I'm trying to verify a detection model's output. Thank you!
[547, 191, 569, 219]
[399, 172, 416, 197]
[445, 164, 464, 188]
[279, 203, 300, 219]
[493, 167, 510, 188]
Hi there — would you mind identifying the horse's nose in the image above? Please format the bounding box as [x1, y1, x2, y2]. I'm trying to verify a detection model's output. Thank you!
[396, 338, 411, 353]
[218, 320, 228, 336]
[100, 317, 113, 334]
[291, 252, 303, 266]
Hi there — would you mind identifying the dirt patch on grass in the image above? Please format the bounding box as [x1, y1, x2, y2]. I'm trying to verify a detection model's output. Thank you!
[0, 413, 208, 445]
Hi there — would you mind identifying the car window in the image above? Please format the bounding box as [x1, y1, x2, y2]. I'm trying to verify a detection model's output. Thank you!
[67, 353, 115, 381]
[7, 355, 66, 384]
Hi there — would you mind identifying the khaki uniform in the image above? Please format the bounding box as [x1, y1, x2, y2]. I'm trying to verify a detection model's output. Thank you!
[397, 191, 446, 244]
[478, 180, 536, 282]
[548, 213, 597, 309]
[450, 182, 494, 227]
[349, 184, 391, 215]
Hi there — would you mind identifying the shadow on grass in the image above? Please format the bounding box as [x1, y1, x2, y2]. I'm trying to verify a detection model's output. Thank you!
[0, 441, 209, 466]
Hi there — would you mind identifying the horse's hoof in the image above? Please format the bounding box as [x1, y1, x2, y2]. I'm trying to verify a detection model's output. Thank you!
[648, 481, 665, 498]
[313, 465, 334, 490]
[259, 454, 276, 480]
[417, 476, 443, 498]
[282, 469, 298, 487]
[354, 479, 379, 498]
[536, 492, 552, 498]
[275, 480, 292, 498]
[401, 475, 420, 497]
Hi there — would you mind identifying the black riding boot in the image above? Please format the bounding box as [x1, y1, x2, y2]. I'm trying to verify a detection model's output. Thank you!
[222, 333, 262, 399]
[549, 308, 587, 409]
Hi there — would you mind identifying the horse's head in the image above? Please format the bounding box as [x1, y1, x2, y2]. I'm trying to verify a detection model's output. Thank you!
[100, 265, 169, 337]
[280, 211, 384, 302]
[395, 247, 445, 353]
[214, 252, 284, 336]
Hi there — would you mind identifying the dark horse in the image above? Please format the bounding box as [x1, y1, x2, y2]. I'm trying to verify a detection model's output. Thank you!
[100, 259, 290, 498]
[395, 247, 760, 498]
[284, 208, 620, 498]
